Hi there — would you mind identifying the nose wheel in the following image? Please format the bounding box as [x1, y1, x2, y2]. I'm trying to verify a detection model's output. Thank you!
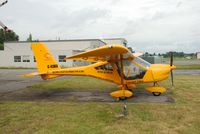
[152, 92, 161, 96]
[145, 83, 166, 96]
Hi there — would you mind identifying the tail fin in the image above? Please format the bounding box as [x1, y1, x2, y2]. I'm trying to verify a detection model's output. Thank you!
[32, 42, 61, 73]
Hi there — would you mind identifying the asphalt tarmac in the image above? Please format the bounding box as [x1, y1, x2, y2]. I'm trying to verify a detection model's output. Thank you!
[0, 69, 199, 103]
[0, 69, 43, 93]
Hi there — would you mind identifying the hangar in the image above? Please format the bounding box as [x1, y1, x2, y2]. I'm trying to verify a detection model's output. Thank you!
[0, 38, 127, 68]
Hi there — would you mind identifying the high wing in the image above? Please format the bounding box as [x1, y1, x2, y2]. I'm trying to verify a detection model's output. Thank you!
[65, 44, 135, 62]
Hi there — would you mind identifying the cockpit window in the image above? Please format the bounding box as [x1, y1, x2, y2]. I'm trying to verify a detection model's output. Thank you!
[95, 63, 113, 71]
[133, 57, 151, 69]
[123, 60, 146, 80]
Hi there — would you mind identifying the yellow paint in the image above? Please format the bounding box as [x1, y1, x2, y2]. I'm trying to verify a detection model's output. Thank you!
[22, 42, 176, 98]
[110, 90, 133, 98]
[31, 43, 62, 79]
[145, 86, 166, 93]
[65, 44, 131, 62]
[126, 84, 136, 90]
[141, 64, 176, 83]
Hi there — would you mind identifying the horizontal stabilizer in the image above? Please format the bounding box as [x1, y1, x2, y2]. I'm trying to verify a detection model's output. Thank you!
[19, 72, 47, 77]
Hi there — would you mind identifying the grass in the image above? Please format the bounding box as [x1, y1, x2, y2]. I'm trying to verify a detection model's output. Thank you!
[0, 43, 3, 50]
[31, 76, 117, 91]
[0, 75, 200, 134]
[176, 64, 200, 70]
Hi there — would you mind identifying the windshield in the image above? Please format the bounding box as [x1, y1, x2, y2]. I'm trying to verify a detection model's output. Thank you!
[123, 60, 146, 80]
[115, 57, 151, 80]
[133, 57, 151, 68]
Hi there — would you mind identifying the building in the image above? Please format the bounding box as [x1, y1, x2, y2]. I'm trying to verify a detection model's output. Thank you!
[197, 52, 200, 60]
[0, 38, 127, 67]
[141, 55, 163, 64]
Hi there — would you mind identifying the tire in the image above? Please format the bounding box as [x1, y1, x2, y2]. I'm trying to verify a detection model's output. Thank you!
[152, 92, 161, 96]
[119, 97, 127, 101]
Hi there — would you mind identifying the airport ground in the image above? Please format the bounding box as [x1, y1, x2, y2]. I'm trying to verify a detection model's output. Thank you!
[0, 60, 200, 134]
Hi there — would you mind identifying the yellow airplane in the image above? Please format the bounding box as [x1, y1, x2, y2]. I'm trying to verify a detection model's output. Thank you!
[22, 42, 176, 99]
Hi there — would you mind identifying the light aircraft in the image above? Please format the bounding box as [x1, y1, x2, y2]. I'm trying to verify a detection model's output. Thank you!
[22, 42, 176, 100]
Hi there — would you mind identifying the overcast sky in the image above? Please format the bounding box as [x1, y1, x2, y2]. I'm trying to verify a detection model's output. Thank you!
[0, 0, 199, 53]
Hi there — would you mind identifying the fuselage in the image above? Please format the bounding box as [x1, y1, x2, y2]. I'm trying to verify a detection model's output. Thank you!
[41, 58, 176, 87]
[22, 43, 176, 98]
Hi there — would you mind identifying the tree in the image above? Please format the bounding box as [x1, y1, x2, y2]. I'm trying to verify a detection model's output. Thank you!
[26, 33, 32, 42]
[0, 43, 3, 50]
[0, 28, 19, 50]
[144, 52, 149, 56]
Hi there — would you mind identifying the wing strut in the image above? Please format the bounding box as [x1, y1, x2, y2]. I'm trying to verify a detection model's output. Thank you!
[120, 54, 128, 116]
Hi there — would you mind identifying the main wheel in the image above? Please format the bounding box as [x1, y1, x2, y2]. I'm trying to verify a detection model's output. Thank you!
[115, 97, 127, 101]
[119, 97, 127, 100]
[152, 92, 161, 96]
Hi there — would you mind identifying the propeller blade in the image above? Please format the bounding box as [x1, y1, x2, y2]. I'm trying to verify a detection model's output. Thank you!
[170, 51, 174, 86]
[171, 70, 174, 86]
[170, 51, 173, 66]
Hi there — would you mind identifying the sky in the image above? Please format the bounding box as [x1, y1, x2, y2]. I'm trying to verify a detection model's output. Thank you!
[0, 0, 199, 53]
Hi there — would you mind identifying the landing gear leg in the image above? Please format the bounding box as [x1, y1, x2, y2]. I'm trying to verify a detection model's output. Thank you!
[151, 82, 161, 96]
[123, 100, 128, 116]
[153, 82, 159, 86]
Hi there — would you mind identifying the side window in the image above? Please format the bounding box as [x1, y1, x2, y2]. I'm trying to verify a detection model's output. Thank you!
[58, 55, 66, 62]
[95, 64, 113, 71]
[123, 60, 146, 80]
[14, 56, 21, 62]
[22, 55, 30, 62]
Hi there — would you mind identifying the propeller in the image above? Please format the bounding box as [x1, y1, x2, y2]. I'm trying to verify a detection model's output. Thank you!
[170, 51, 174, 86]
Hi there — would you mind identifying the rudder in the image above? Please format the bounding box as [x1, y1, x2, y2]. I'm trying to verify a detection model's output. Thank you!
[31, 42, 61, 79]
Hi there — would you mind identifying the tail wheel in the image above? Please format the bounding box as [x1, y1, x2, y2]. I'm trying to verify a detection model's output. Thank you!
[152, 92, 161, 96]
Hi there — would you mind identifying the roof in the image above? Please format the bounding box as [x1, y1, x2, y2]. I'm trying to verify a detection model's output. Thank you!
[5, 38, 127, 44]
[102, 38, 127, 42]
